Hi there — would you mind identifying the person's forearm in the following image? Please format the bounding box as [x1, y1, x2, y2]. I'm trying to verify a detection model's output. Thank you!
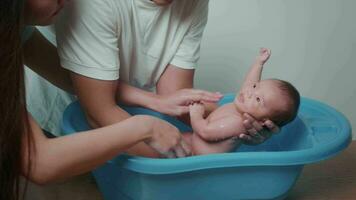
[84, 104, 160, 158]
[26, 115, 151, 184]
[71, 75, 159, 157]
[241, 60, 264, 89]
[116, 80, 159, 110]
[156, 64, 194, 122]
[70, 75, 130, 128]
[23, 29, 74, 93]
[87, 103, 131, 128]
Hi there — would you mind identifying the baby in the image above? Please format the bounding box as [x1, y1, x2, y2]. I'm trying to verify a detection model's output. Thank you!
[183, 48, 300, 155]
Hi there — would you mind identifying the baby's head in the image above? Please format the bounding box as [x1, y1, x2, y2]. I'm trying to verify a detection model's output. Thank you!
[234, 79, 300, 126]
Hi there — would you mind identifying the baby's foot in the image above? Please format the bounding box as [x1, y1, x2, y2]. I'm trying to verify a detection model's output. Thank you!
[258, 48, 271, 64]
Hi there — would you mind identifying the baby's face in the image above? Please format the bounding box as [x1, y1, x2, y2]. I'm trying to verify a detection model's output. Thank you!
[234, 80, 287, 120]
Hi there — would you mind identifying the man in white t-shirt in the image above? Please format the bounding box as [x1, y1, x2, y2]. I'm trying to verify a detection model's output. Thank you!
[55, 0, 224, 157]
[55, 0, 279, 157]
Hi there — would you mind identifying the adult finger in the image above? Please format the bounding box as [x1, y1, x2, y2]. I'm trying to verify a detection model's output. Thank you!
[181, 93, 220, 103]
[246, 126, 257, 136]
[180, 139, 192, 156]
[239, 134, 252, 141]
[264, 120, 280, 133]
[247, 127, 266, 141]
[243, 119, 253, 130]
[188, 89, 222, 101]
[174, 144, 186, 158]
[252, 121, 263, 132]
[243, 113, 263, 132]
[163, 150, 176, 159]
[243, 113, 257, 122]
[190, 89, 222, 97]
[240, 133, 264, 145]
[178, 106, 190, 115]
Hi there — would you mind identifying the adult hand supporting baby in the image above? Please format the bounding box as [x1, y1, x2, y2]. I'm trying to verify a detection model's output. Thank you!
[155, 89, 222, 117]
[239, 113, 280, 145]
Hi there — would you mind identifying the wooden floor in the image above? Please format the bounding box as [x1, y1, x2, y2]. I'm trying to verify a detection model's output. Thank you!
[287, 141, 356, 200]
[25, 141, 356, 200]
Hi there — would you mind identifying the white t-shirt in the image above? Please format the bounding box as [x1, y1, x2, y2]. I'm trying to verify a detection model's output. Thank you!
[55, 0, 208, 91]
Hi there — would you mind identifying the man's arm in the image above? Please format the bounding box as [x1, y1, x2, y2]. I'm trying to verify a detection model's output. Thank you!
[71, 74, 126, 127]
[116, 65, 221, 117]
[116, 80, 158, 109]
[154, 0, 217, 117]
[23, 29, 73, 93]
[156, 64, 194, 93]
[240, 48, 271, 89]
[156, 64, 219, 119]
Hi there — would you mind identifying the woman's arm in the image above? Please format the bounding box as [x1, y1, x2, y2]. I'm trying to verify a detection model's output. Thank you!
[22, 113, 188, 185]
[70, 73, 162, 157]
[23, 29, 73, 93]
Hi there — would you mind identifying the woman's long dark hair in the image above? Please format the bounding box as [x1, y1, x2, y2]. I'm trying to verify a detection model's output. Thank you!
[0, 0, 33, 200]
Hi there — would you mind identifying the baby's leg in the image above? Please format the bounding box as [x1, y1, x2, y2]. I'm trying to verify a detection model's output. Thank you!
[182, 132, 211, 155]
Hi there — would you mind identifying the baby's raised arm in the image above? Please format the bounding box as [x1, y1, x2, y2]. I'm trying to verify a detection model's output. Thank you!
[189, 104, 245, 141]
[241, 48, 271, 89]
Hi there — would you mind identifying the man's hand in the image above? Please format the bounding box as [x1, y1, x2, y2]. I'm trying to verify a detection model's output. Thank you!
[257, 48, 271, 65]
[239, 113, 280, 145]
[156, 89, 222, 116]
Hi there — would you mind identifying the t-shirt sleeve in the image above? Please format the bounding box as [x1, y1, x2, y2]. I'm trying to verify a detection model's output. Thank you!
[170, 0, 209, 69]
[55, 0, 120, 80]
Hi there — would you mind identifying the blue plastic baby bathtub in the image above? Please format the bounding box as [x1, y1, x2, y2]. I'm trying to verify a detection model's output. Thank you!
[61, 94, 351, 200]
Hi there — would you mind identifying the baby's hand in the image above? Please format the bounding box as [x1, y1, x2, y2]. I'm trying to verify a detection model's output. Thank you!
[189, 103, 205, 116]
[257, 48, 271, 64]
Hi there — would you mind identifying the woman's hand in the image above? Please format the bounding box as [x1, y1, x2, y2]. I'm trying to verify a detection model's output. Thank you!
[239, 113, 280, 145]
[156, 89, 222, 116]
[139, 115, 191, 158]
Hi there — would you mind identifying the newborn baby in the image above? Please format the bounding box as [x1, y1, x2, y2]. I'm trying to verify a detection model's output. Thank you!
[183, 48, 300, 155]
